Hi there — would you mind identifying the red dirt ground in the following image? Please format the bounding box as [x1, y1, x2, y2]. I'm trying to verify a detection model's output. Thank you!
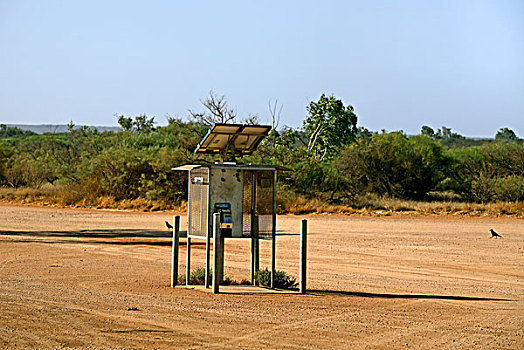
[0, 204, 522, 349]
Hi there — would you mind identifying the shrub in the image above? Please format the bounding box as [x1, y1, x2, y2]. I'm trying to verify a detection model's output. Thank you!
[178, 267, 209, 285]
[177, 267, 248, 286]
[336, 133, 449, 200]
[493, 175, 524, 201]
[255, 268, 297, 289]
[447, 142, 524, 202]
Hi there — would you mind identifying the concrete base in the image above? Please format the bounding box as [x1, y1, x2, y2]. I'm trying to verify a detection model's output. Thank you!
[180, 285, 299, 295]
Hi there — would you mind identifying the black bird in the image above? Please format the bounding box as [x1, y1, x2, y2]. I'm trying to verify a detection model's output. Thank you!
[490, 229, 502, 238]
[165, 220, 173, 230]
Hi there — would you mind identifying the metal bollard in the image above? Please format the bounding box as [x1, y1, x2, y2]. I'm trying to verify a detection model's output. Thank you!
[186, 236, 191, 286]
[300, 219, 307, 294]
[171, 215, 180, 287]
[212, 213, 221, 294]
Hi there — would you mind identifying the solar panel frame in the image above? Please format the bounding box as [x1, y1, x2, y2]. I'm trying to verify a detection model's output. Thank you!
[194, 123, 271, 156]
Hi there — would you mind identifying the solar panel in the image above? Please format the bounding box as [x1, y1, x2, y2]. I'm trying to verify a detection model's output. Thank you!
[195, 123, 271, 158]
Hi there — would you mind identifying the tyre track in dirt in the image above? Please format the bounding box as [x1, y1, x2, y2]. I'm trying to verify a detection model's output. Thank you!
[191, 299, 425, 349]
[1, 204, 523, 349]
[0, 289, 215, 347]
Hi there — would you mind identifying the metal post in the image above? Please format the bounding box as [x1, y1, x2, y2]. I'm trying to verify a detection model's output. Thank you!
[300, 219, 307, 294]
[250, 171, 257, 284]
[254, 214, 259, 286]
[218, 236, 225, 283]
[271, 170, 277, 289]
[186, 169, 192, 287]
[171, 215, 180, 288]
[212, 213, 221, 294]
[251, 236, 255, 285]
[205, 223, 211, 288]
[205, 167, 211, 288]
[186, 236, 191, 286]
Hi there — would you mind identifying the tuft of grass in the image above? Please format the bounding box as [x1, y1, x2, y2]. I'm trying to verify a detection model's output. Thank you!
[255, 268, 297, 289]
[178, 267, 209, 285]
[177, 267, 251, 286]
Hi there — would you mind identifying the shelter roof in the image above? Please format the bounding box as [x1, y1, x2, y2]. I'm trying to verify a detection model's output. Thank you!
[171, 163, 291, 172]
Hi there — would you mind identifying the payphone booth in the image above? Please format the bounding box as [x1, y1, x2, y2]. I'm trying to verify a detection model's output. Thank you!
[173, 124, 287, 292]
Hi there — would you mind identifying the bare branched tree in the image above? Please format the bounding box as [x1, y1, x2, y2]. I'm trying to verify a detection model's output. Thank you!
[267, 100, 283, 146]
[241, 113, 260, 125]
[189, 90, 237, 126]
[268, 99, 283, 131]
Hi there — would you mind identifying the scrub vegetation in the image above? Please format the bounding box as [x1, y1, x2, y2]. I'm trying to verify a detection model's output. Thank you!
[255, 268, 298, 289]
[177, 267, 251, 286]
[1, 93, 522, 216]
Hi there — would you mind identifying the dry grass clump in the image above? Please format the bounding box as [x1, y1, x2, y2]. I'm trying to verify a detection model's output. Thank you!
[1, 186, 521, 217]
[278, 192, 523, 217]
[0, 185, 186, 212]
[0, 185, 58, 204]
[359, 196, 523, 217]
[281, 196, 354, 215]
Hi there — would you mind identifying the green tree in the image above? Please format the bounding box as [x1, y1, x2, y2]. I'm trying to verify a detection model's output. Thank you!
[356, 126, 373, 139]
[445, 141, 524, 202]
[434, 126, 462, 140]
[0, 141, 14, 185]
[117, 114, 156, 133]
[421, 125, 436, 139]
[304, 94, 358, 161]
[0, 124, 36, 138]
[117, 115, 133, 131]
[434, 126, 469, 148]
[133, 114, 156, 133]
[495, 127, 518, 141]
[336, 132, 449, 200]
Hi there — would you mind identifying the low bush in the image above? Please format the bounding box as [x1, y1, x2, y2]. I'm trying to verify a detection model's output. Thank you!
[255, 268, 297, 289]
[177, 267, 250, 286]
[493, 175, 524, 202]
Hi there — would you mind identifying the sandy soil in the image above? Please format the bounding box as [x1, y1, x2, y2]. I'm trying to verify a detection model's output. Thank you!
[0, 204, 522, 349]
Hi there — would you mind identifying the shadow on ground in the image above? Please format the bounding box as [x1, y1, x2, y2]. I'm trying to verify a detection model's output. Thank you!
[0, 229, 295, 246]
[0, 229, 202, 247]
[308, 289, 514, 302]
[179, 285, 514, 301]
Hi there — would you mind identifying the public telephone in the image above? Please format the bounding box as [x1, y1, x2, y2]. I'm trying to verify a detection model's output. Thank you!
[214, 202, 233, 237]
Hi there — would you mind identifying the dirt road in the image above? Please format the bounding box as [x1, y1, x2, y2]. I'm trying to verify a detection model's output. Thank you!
[0, 204, 522, 349]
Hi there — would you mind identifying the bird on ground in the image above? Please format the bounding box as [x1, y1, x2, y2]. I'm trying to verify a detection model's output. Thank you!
[165, 221, 173, 230]
[490, 229, 502, 238]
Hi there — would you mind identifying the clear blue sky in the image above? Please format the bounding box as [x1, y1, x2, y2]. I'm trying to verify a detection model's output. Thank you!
[1, 0, 522, 137]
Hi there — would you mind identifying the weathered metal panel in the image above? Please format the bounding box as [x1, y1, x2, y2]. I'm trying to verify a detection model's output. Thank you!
[188, 167, 209, 237]
[242, 171, 253, 237]
[255, 170, 275, 239]
[185, 166, 276, 240]
[209, 168, 244, 238]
